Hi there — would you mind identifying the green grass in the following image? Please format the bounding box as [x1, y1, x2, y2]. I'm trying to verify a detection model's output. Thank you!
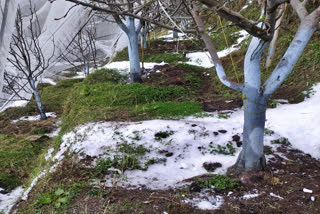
[61, 79, 200, 132]
[144, 53, 187, 64]
[40, 79, 83, 114]
[0, 134, 50, 190]
[113, 47, 188, 64]
[0, 79, 82, 122]
[30, 182, 86, 213]
[131, 102, 203, 119]
[84, 68, 127, 84]
[194, 175, 239, 191]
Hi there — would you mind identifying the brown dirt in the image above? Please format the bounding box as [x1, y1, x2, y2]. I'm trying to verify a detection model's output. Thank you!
[0, 116, 57, 135]
[219, 145, 320, 214]
[143, 64, 243, 111]
[145, 40, 204, 55]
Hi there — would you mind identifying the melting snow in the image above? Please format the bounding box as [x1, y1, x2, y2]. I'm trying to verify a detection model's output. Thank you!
[186, 30, 249, 68]
[60, 113, 243, 190]
[184, 194, 224, 210]
[103, 61, 167, 73]
[303, 188, 313, 193]
[242, 193, 259, 199]
[269, 192, 284, 200]
[267, 84, 320, 159]
[158, 30, 188, 41]
[12, 112, 56, 123]
[0, 186, 24, 214]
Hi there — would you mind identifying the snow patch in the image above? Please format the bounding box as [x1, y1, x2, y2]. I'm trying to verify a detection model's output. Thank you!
[0, 186, 24, 214]
[12, 112, 56, 123]
[303, 188, 313, 193]
[103, 61, 167, 74]
[40, 78, 56, 85]
[267, 83, 320, 159]
[269, 192, 283, 200]
[158, 30, 187, 41]
[242, 193, 259, 199]
[186, 30, 249, 68]
[184, 194, 224, 210]
[58, 111, 244, 190]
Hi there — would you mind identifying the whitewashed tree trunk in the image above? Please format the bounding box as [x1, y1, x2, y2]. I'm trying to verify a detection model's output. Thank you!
[193, 2, 320, 173]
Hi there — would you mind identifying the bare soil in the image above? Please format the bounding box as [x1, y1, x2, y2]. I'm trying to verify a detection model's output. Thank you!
[143, 64, 243, 111]
[0, 116, 57, 135]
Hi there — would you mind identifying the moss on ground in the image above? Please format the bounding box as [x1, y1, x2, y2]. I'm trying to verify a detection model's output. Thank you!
[0, 134, 50, 190]
[61, 71, 202, 132]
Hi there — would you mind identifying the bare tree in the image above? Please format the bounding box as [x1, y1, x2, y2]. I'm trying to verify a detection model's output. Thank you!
[7, 3, 55, 120]
[60, 17, 98, 77]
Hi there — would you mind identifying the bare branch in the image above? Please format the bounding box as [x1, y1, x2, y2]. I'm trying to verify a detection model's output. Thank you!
[290, 0, 309, 20]
[197, 0, 272, 41]
[64, 0, 196, 33]
[191, 2, 243, 92]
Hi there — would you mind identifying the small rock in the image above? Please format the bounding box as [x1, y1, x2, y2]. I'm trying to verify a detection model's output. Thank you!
[203, 162, 222, 172]
[213, 131, 219, 136]
[0, 190, 8, 194]
[165, 152, 173, 157]
[197, 146, 205, 150]
[232, 134, 240, 142]
[191, 124, 197, 127]
[236, 141, 243, 147]
[218, 130, 227, 134]
[189, 182, 202, 192]
[26, 135, 48, 141]
[311, 196, 315, 201]
[158, 150, 173, 157]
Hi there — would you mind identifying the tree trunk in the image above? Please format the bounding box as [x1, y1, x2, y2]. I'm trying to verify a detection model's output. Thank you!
[29, 79, 47, 120]
[84, 61, 89, 76]
[237, 97, 266, 168]
[173, 30, 178, 38]
[126, 17, 141, 83]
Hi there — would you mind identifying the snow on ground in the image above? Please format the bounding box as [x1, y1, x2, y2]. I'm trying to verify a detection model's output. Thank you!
[59, 112, 243, 190]
[183, 193, 224, 210]
[0, 100, 28, 113]
[12, 112, 56, 123]
[186, 30, 249, 68]
[103, 61, 167, 74]
[242, 189, 259, 199]
[269, 192, 284, 200]
[158, 30, 188, 41]
[40, 77, 56, 85]
[267, 84, 320, 159]
[0, 186, 24, 214]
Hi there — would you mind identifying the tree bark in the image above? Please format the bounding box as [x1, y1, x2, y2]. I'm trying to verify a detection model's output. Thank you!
[234, 97, 267, 172]
[29, 79, 47, 120]
[127, 17, 141, 83]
